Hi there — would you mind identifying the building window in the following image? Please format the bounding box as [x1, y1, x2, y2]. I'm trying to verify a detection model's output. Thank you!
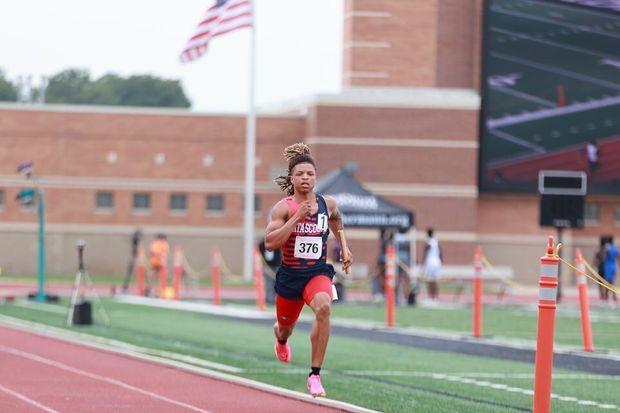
[95, 191, 113, 212]
[206, 194, 224, 215]
[0, 189, 3, 210]
[133, 193, 151, 213]
[615, 205, 620, 224]
[584, 202, 599, 224]
[170, 193, 187, 213]
[242, 195, 261, 214]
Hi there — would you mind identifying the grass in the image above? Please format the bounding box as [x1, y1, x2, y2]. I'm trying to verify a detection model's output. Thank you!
[329, 303, 620, 352]
[1, 297, 618, 412]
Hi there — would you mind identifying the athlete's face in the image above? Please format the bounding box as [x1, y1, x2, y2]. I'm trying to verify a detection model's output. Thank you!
[290, 162, 316, 194]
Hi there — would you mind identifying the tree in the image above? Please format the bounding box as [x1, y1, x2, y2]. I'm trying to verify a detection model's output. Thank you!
[119, 75, 191, 108]
[45, 69, 93, 104]
[45, 68, 191, 108]
[0, 69, 17, 102]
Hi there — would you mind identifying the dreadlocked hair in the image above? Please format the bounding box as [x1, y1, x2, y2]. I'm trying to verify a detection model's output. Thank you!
[274, 143, 316, 196]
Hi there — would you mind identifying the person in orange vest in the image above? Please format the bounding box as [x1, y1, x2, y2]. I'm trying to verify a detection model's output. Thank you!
[149, 233, 170, 295]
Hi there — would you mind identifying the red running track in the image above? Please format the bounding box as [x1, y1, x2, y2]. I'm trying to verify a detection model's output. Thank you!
[0, 326, 347, 413]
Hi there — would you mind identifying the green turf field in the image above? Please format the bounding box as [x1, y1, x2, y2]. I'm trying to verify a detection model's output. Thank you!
[1, 297, 618, 412]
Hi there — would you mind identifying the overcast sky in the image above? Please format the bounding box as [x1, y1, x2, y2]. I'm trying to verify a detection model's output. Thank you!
[1, 0, 344, 112]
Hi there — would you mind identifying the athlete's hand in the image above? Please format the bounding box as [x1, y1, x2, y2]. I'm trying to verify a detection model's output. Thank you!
[294, 201, 312, 222]
[341, 248, 353, 275]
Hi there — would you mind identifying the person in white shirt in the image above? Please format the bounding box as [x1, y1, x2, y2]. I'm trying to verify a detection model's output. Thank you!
[586, 140, 600, 173]
[423, 228, 442, 302]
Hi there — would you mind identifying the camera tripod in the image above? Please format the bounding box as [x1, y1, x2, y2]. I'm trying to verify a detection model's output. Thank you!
[66, 240, 110, 326]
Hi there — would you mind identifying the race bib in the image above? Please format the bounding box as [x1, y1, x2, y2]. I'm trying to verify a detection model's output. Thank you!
[294, 236, 322, 259]
[317, 213, 328, 232]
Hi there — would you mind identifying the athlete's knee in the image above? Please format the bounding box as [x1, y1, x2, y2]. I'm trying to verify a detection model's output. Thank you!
[275, 323, 294, 339]
[313, 298, 331, 321]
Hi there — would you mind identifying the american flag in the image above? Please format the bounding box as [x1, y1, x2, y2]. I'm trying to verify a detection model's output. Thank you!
[180, 0, 252, 63]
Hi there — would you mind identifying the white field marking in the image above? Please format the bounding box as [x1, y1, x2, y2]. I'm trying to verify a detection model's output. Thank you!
[491, 52, 620, 91]
[0, 384, 61, 413]
[490, 85, 556, 107]
[429, 373, 620, 410]
[0, 344, 214, 413]
[338, 371, 620, 380]
[13, 299, 66, 314]
[488, 95, 620, 129]
[491, 27, 620, 60]
[491, 6, 620, 40]
[0, 315, 242, 373]
[488, 128, 546, 153]
[519, 0, 620, 19]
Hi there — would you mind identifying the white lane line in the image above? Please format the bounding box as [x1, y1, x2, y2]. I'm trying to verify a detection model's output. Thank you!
[488, 128, 546, 153]
[0, 383, 61, 413]
[0, 313, 242, 374]
[491, 6, 620, 40]
[487, 95, 620, 129]
[491, 51, 620, 90]
[0, 345, 214, 413]
[337, 370, 620, 380]
[430, 373, 620, 411]
[0, 318, 380, 413]
[491, 27, 620, 60]
[519, 0, 620, 20]
[490, 85, 556, 107]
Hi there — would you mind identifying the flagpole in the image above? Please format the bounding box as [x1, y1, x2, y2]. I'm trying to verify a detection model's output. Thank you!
[243, 0, 256, 281]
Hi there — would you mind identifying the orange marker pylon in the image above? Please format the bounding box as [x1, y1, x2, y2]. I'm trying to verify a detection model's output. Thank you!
[212, 246, 221, 306]
[385, 244, 396, 328]
[556, 84, 566, 107]
[136, 246, 145, 296]
[158, 264, 168, 299]
[172, 246, 183, 301]
[473, 246, 483, 338]
[533, 236, 559, 413]
[253, 248, 266, 312]
[575, 249, 594, 352]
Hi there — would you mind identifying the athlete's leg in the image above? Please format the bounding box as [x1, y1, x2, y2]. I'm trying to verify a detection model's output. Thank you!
[303, 276, 333, 369]
[274, 294, 304, 363]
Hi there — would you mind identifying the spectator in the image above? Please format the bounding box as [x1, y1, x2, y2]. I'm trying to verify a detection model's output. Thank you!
[594, 235, 608, 300]
[586, 139, 600, 173]
[423, 228, 442, 303]
[372, 229, 392, 302]
[602, 236, 618, 308]
[121, 228, 142, 294]
[394, 227, 414, 305]
[258, 238, 281, 304]
[149, 233, 170, 296]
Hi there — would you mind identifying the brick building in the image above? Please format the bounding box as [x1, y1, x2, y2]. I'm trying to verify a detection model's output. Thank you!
[0, 0, 617, 283]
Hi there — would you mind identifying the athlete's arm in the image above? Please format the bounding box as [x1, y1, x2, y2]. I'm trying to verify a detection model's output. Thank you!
[325, 196, 353, 273]
[264, 199, 311, 251]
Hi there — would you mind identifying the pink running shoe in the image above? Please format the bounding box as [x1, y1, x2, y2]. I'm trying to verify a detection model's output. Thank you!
[274, 340, 291, 363]
[307, 374, 326, 398]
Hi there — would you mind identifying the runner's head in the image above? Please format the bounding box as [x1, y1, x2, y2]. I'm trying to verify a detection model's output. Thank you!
[275, 143, 317, 196]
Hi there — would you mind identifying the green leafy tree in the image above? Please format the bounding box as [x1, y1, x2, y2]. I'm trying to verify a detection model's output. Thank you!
[45, 69, 93, 104]
[119, 75, 191, 108]
[45, 68, 191, 108]
[0, 69, 17, 102]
